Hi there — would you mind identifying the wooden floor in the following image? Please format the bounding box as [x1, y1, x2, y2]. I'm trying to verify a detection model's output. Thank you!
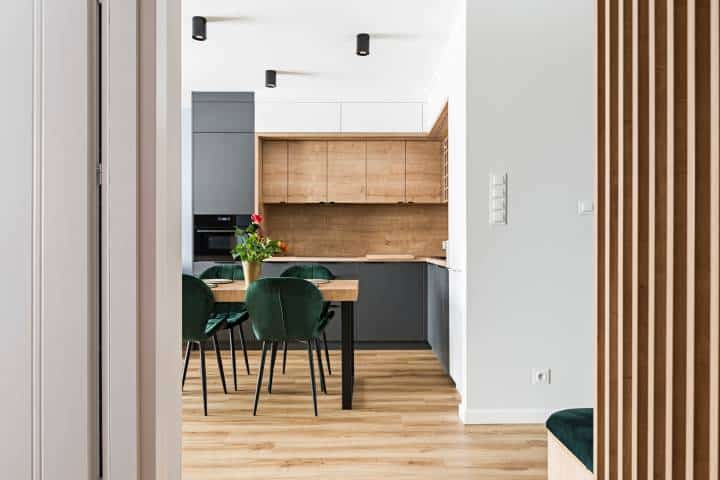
[182, 349, 547, 479]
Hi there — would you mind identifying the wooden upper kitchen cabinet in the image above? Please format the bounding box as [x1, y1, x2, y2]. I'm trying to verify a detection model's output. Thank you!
[366, 141, 405, 203]
[327, 141, 366, 203]
[405, 141, 443, 203]
[261, 141, 288, 203]
[288, 141, 327, 203]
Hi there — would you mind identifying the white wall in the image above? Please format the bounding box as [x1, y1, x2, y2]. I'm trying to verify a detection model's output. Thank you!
[1, 2, 33, 476]
[461, 0, 594, 423]
[423, 6, 467, 397]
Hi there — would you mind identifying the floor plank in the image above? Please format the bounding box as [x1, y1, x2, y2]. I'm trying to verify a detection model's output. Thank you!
[182, 349, 547, 479]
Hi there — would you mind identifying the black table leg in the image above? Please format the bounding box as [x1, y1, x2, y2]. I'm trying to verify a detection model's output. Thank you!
[341, 301, 355, 410]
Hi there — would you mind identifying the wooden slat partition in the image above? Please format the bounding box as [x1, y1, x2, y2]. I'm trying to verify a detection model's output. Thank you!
[596, 0, 719, 478]
[710, 3, 720, 480]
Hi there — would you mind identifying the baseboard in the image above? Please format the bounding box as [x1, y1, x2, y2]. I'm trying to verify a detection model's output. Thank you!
[458, 404, 552, 424]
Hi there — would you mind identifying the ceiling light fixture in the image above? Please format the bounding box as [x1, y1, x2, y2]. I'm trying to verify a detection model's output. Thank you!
[192, 16, 207, 41]
[265, 70, 277, 88]
[356, 33, 370, 56]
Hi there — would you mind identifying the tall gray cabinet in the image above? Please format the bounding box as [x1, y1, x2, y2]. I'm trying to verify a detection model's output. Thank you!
[192, 92, 255, 214]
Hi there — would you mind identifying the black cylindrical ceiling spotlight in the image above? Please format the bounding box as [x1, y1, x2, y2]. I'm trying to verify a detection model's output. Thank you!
[192, 16, 207, 41]
[356, 33, 370, 56]
[265, 70, 277, 88]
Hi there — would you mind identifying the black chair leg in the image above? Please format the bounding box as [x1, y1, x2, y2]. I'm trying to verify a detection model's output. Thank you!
[315, 338, 327, 394]
[199, 341, 208, 416]
[282, 340, 288, 374]
[238, 323, 251, 375]
[212, 335, 227, 394]
[307, 342, 318, 416]
[181, 341, 192, 391]
[253, 341, 269, 416]
[228, 328, 237, 391]
[323, 331, 332, 375]
[268, 341, 279, 393]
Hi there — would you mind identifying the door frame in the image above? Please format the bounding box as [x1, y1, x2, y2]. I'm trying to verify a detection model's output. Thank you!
[102, 0, 181, 479]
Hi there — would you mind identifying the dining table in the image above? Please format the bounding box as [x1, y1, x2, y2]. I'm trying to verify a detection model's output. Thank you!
[211, 279, 360, 410]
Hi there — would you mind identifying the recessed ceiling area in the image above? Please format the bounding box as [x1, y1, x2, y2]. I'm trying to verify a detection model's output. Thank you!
[182, 0, 461, 102]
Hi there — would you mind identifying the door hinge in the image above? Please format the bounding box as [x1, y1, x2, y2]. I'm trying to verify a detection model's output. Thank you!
[96, 164, 103, 185]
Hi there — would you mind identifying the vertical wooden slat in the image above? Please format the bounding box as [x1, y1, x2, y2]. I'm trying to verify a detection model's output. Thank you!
[709, 2, 720, 478]
[651, 1, 670, 478]
[606, 1, 621, 478]
[630, 0, 649, 478]
[619, 0, 634, 477]
[646, 0, 657, 475]
[664, 0, 676, 477]
[691, 1, 713, 478]
[596, 0, 607, 477]
[685, 0, 697, 477]
[669, 1, 689, 478]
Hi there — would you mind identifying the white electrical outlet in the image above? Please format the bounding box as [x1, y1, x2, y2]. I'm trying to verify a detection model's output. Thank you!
[532, 368, 551, 385]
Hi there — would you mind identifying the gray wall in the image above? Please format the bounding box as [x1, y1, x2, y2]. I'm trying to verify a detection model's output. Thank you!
[463, 0, 594, 421]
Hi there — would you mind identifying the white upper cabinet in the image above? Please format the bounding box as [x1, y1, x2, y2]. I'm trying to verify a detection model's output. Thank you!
[255, 102, 424, 133]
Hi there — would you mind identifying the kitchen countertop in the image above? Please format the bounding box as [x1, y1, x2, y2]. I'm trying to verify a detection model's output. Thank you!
[263, 255, 448, 268]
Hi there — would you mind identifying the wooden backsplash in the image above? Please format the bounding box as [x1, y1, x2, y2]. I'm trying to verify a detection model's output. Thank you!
[264, 204, 448, 257]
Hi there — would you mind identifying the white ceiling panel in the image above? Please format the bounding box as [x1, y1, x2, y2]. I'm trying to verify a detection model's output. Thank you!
[182, 0, 461, 102]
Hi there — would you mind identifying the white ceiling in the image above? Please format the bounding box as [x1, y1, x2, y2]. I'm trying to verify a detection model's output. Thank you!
[182, 0, 461, 102]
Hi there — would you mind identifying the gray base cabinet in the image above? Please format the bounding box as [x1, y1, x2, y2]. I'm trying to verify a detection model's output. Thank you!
[426, 263, 449, 374]
[357, 263, 425, 343]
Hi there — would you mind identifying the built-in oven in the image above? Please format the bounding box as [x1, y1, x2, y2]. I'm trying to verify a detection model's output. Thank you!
[193, 214, 251, 261]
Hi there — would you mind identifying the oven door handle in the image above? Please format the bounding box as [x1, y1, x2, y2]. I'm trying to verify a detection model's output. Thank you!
[195, 229, 236, 234]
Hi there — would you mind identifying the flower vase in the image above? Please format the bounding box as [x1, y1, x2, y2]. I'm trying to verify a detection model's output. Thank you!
[242, 261, 262, 284]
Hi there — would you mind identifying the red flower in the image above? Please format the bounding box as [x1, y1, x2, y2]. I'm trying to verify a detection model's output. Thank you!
[250, 213, 263, 225]
[278, 241, 288, 253]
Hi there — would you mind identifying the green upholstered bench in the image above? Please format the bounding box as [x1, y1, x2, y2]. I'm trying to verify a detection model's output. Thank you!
[546, 408, 593, 480]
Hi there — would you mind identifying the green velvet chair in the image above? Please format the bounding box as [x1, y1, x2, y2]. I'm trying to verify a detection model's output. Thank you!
[245, 277, 328, 416]
[280, 264, 336, 376]
[199, 264, 251, 391]
[181, 274, 230, 416]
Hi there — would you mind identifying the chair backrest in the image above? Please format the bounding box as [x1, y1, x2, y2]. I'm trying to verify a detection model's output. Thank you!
[199, 263, 245, 280]
[182, 274, 215, 341]
[199, 264, 245, 313]
[280, 264, 335, 281]
[245, 277, 324, 341]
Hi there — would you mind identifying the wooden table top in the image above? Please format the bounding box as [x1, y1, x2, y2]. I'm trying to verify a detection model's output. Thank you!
[211, 279, 360, 303]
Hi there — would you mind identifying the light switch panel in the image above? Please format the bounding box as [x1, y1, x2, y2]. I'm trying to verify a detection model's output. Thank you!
[489, 173, 508, 225]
